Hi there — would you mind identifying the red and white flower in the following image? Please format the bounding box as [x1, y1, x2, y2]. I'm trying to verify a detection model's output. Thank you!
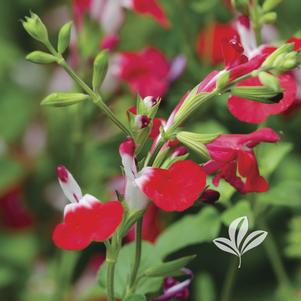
[119, 138, 149, 210]
[120, 139, 207, 212]
[136, 160, 207, 212]
[203, 128, 279, 194]
[52, 166, 124, 250]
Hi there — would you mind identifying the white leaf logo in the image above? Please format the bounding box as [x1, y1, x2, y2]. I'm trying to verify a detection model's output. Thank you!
[213, 216, 268, 268]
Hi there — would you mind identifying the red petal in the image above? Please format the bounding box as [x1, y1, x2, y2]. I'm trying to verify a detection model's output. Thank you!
[228, 73, 297, 123]
[52, 200, 123, 250]
[138, 160, 206, 212]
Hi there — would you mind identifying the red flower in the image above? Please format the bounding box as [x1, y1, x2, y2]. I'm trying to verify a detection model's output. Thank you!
[132, 0, 170, 28]
[228, 74, 297, 123]
[136, 160, 206, 211]
[203, 128, 279, 194]
[197, 22, 237, 65]
[53, 166, 123, 250]
[118, 47, 171, 98]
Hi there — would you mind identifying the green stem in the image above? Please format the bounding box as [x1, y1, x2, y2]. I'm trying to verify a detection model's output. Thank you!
[106, 260, 116, 301]
[128, 216, 144, 293]
[258, 219, 292, 289]
[220, 257, 237, 301]
[45, 42, 131, 137]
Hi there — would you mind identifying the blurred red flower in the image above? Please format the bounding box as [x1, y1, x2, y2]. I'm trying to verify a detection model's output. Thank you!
[118, 47, 171, 97]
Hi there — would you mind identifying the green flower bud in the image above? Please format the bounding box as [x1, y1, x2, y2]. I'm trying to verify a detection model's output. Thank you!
[92, 50, 109, 92]
[176, 131, 216, 159]
[258, 72, 281, 92]
[26, 51, 58, 64]
[57, 21, 73, 54]
[262, 43, 294, 68]
[231, 86, 282, 102]
[261, 12, 277, 23]
[22, 12, 49, 44]
[263, 0, 282, 12]
[41, 92, 89, 107]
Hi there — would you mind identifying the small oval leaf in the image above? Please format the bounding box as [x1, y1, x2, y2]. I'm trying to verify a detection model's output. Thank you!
[236, 216, 248, 249]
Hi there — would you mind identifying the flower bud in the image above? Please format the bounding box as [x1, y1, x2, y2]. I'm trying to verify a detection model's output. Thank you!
[200, 189, 220, 204]
[262, 43, 294, 68]
[176, 131, 213, 159]
[41, 92, 89, 107]
[22, 12, 49, 44]
[263, 0, 282, 12]
[92, 50, 109, 92]
[258, 72, 281, 92]
[261, 12, 277, 23]
[230, 86, 282, 102]
[134, 115, 151, 129]
[26, 51, 57, 64]
[57, 21, 73, 53]
[143, 96, 159, 109]
[171, 146, 188, 158]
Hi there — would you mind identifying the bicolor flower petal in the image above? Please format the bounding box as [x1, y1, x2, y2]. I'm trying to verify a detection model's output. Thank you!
[53, 166, 123, 250]
[119, 139, 149, 210]
[136, 160, 206, 212]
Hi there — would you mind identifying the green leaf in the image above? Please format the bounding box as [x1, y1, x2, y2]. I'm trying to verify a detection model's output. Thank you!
[58, 21, 73, 53]
[257, 142, 293, 178]
[194, 273, 216, 301]
[155, 207, 221, 258]
[123, 294, 147, 301]
[41, 92, 89, 107]
[97, 242, 162, 298]
[221, 200, 254, 228]
[258, 181, 301, 208]
[143, 255, 196, 277]
[26, 51, 57, 64]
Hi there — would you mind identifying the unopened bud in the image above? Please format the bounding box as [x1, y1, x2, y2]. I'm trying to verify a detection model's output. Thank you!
[22, 12, 49, 44]
[26, 51, 57, 64]
[262, 43, 294, 68]
[261, 12, 277, 23]
[134, 115, 151, 129]
[41, 92, 89, 107]
[92, 50, 109, 92]
[143, 96, 159, 109]
[258, 72, 281, 92]
[262, 0, 282, 13]
[200, 189, 220, 204]
[172, 146, 188, 158]
[57, 21, 73, 53]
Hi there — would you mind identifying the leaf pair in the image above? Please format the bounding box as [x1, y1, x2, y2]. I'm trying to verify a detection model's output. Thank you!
[213, 216, 268, 268]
